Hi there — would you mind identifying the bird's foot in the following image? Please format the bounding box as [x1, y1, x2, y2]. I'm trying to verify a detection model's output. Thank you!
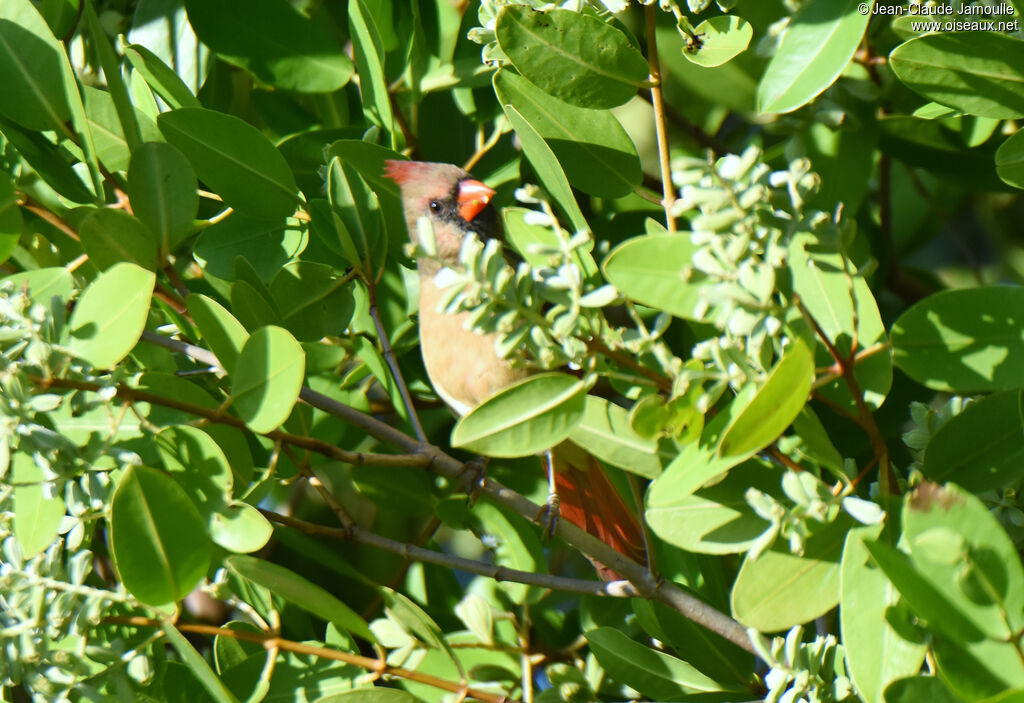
[459, 456, 489, 505]
[535, 492, 560, 540]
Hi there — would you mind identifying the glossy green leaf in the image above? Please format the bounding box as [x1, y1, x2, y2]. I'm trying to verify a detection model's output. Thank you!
[891, 286, 1024, 392]
[884, 676, 966, 703]
[226, 555, 374, 642]
[891, 33, 1024, 119]
[187, 293, 249, 372]
[83, 2, 142, 155]
[232, 325, 305, 433]
[0, 0, 70, 130]
[933, 635, 1024, 699]
[325, 156, 383, 276]
[78, 208, 159, 272]
[602, 233, 703, 317]
[731, 516, 850, 631]
[185, 0, 352, 93]
[567, 396, 661, 479]
[124, 43, 202, 110]
[0, 171, 21, 265]
[587, 627, 733, 698]
[683, 15, 753, 68]
[230, 279, 283, 331]
[161, 622, 241, 703]
[503, 106, 588, 233]
[451, 372, 586, 458]
[0, 116, 94, 203]
[495, 5, 649, 109]
[646, 459, 777, 555]
[996, 128, 1024, 189]
[209, 501, 273, 555]
[2, 267, 73, 307]
[158, 108, 299, 219]
[128, 142, 199, 253]
[757, 0, 871, 114]
[718, 338, 814, 457]
[81, 85, 161, 173]
[109, 465, 211, 606]
[194, 214, 303, 283]
[349, 0, 395, 144]
[841, 525, 927, 703]
[68, 262, 155, 369]
[903, 483, 1024, 640]
[493, 69, 641, 197]
[923, 390, 1024, 492]
[789, 232, 891, 409]
[13, 455, 65, 558]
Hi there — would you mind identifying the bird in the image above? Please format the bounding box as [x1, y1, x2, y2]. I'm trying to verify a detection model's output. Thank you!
[384, 159, 646, 580]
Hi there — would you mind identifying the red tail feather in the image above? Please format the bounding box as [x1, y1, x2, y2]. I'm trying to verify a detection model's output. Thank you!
[551, 444, 646, 580]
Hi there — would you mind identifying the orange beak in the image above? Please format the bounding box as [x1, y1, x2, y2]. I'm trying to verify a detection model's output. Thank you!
[457, 179, 495, 222]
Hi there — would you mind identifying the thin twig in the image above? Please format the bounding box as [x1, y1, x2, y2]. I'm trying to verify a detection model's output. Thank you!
[644, 5, 678, 232]
[103, 617, 515, 703]
[261, 509, 636, 598]
[464, 117, 508, 172]
[367, 283, 427, 442]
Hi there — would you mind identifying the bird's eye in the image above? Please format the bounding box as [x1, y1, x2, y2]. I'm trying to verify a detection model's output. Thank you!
[428, 200, 441, 212]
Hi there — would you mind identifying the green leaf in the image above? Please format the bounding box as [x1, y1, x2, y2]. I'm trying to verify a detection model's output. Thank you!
[646, 459, 777, 555]
[83, 2, 142, 155]
[567, 396, 661, 479]
[226, 555, 374, 642]
[124, 43, 202, 110]
[158, 108, 299, 219]
[884, 676, 966, 703]
[2, 267, 73, 307]
[317, 691, 420, 702]
[841, 525, 927, 703]
[718, 338, 814, 457]
[161, 623, 242, 703]
[184, 0, 352, 93]
[492, 69, 641, 198]
[349, 0, 396, 145]
[0, 171, 22, 265]
[757, 0, 871, 114]
[586, 628, 734, 699]
[731, 516, 850, 631]
[194, 214, 303, 283]
[128, 142, 199, 254]
[0, 0, 70, 130]
[232, 325, 305, 433]
[683, 15, 753, 68]
[469, 501, 547, 604]
[109, 465, 212, 606]
[502, 105, 588, 233]
[451, 372, 586, 458]
[789, 232, 891, 409]
[602, 233, 703, 318]
[81, 85, 161, 173]
[996, 128, 1024, 189]
[13, 455, 65, 558]
[78, 208, 159, 272]
[923, 390, 1024, 492]
[891, 286, 1024, 392]
[187, 293, 249, 373]
[903, 483, 1024, 641]
[0, 116, 94, 203]
[68, 262, 155, 369]
[891, 32, 1024, 119]
[325, 157, 383, 276]
[495, 5, 649, 109]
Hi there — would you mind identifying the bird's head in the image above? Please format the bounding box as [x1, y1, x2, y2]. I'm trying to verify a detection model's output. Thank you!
[384, 160, 498, 265]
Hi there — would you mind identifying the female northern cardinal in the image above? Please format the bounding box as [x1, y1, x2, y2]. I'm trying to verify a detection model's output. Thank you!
[384, 160, 645, 579]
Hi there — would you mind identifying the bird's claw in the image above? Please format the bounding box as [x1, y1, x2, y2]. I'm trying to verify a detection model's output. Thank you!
[535, 492, 560, 540]
[459, 456, 488, 505]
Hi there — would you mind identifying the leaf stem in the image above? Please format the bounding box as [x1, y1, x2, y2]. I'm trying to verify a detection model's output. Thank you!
[644, 5, 677, 233]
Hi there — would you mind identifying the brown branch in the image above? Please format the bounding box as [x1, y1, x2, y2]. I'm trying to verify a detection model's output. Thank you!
[367, 283, 427, 442]
[104, 617, 515, 703]
[261, 509, 638, 598]
[27, 375, 432, 470]
[138, 332, 758, 656]
[17, 195, 80, 242]
[585, 337, 672, 392]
